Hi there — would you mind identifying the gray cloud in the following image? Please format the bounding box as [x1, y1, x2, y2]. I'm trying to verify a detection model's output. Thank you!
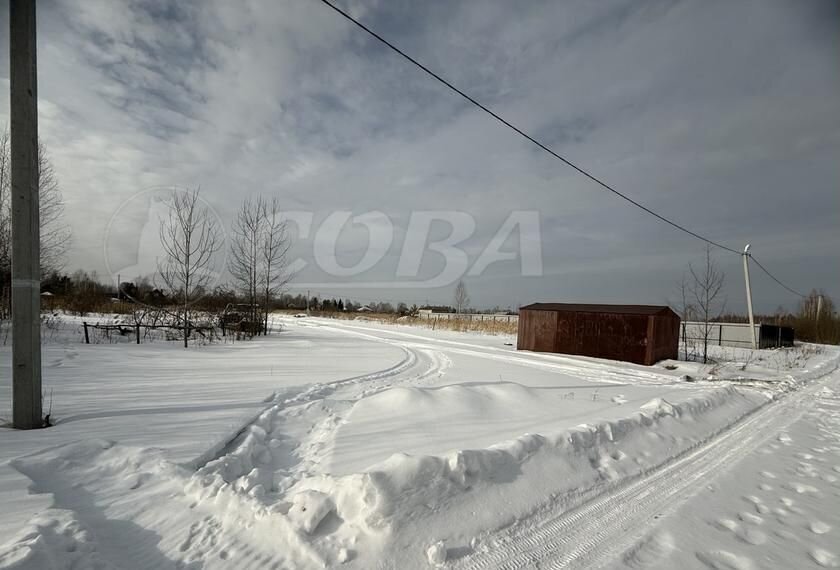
[0, 0, 837, 312]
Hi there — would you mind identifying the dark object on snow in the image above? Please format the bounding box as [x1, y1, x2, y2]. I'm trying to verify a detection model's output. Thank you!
[757, 324, 795, 349]
[220, 303, 264, 335]
[517, 303, 680, 366]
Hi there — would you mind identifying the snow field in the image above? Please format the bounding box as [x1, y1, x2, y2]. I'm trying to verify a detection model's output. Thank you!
[1, 315, 837, 569]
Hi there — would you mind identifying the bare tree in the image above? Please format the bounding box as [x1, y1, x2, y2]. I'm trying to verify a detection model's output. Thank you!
[0, 131, 10, 318]
[0, 129, 70, 319]
[229, 196, 292, 336]
[260, 197, 291, 334]
[687, 246, 726, 364]
[799, 289, 833, 320]
[671, 274, 697, 360]
[37, 144, 71, 275]
[0, 128, 70, 279]
[453, 280, 470, 314]
[229, 197, 265, 334]
[158, 187, 222, 347]
[799, 289, 834, 343]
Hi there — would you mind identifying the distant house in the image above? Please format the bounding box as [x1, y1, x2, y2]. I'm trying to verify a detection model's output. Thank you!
[357, 305, 373, 312]
[517, 303, 680, 366]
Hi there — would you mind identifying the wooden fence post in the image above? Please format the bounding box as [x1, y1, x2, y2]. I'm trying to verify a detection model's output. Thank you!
[83, 321, 89, 344]
[136, 323, 140, 344]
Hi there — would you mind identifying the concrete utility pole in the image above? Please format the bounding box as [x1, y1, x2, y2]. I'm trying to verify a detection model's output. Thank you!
[816, 294, 823, 343]
[742, 244, 757, 350]
[10, 0, 42, 429]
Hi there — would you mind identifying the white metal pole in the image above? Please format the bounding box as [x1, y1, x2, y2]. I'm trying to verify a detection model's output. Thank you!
[10, 0, 42, 429]
[743, 244, 757, 349]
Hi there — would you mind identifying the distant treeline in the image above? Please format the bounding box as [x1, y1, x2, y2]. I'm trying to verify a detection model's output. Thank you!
[12, 270, 423, 318]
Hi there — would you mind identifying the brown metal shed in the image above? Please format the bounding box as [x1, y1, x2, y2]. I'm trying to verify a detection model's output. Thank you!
[517, 303, 680, 365]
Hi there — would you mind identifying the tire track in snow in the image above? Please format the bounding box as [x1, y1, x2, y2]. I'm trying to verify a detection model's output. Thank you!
[265, 346, 451, 489]
[196, 325, 451, 485]
[193, 341, 418, 470]
[456, 370, 838, 570]
[307, 320, 674, 387]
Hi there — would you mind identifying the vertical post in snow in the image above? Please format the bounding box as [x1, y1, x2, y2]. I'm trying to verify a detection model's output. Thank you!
[743, 244, 757, 350]
[816, 294, 823, 343]
[306, 289, 310, 316]
[10, 0, 42, 429]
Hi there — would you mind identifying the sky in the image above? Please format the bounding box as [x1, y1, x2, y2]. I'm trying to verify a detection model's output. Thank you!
[0, 0, 838, 312]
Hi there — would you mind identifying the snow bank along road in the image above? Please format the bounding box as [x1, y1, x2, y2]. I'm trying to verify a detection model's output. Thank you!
[457, 352, 840, 570]
[609, 381, 840, 570]
[0, 316, 837, 569]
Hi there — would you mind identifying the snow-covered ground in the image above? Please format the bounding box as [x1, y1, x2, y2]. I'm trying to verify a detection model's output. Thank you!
[609, 381, 840, 570]
[0, 315, 837, 569]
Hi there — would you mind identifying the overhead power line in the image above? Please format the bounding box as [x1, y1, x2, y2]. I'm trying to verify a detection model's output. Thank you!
[317, 0, 742, 255]
[750, 256, 806, 298]
[317, 0, 809, 299]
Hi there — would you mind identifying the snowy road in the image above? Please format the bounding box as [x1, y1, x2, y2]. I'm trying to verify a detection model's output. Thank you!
[609, 375, 840, 570]
[457, 357, 840, 570]
[275, 318, 710, 474]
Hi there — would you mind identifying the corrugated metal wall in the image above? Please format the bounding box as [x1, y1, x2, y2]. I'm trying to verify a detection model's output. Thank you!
[518, 309, 680, 365]
[650, 313, 681, 363]
[517, 309, 557, 352]
[556, 312, 649, 364]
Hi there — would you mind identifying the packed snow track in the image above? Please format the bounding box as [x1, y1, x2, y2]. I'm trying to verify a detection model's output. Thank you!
[457, 360, 839, 569]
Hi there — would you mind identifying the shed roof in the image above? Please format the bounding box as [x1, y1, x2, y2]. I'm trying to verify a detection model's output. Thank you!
[520, 303, 677, 317]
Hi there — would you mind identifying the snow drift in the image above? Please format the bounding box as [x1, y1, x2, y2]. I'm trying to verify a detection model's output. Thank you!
[191, 385, 768, 566]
